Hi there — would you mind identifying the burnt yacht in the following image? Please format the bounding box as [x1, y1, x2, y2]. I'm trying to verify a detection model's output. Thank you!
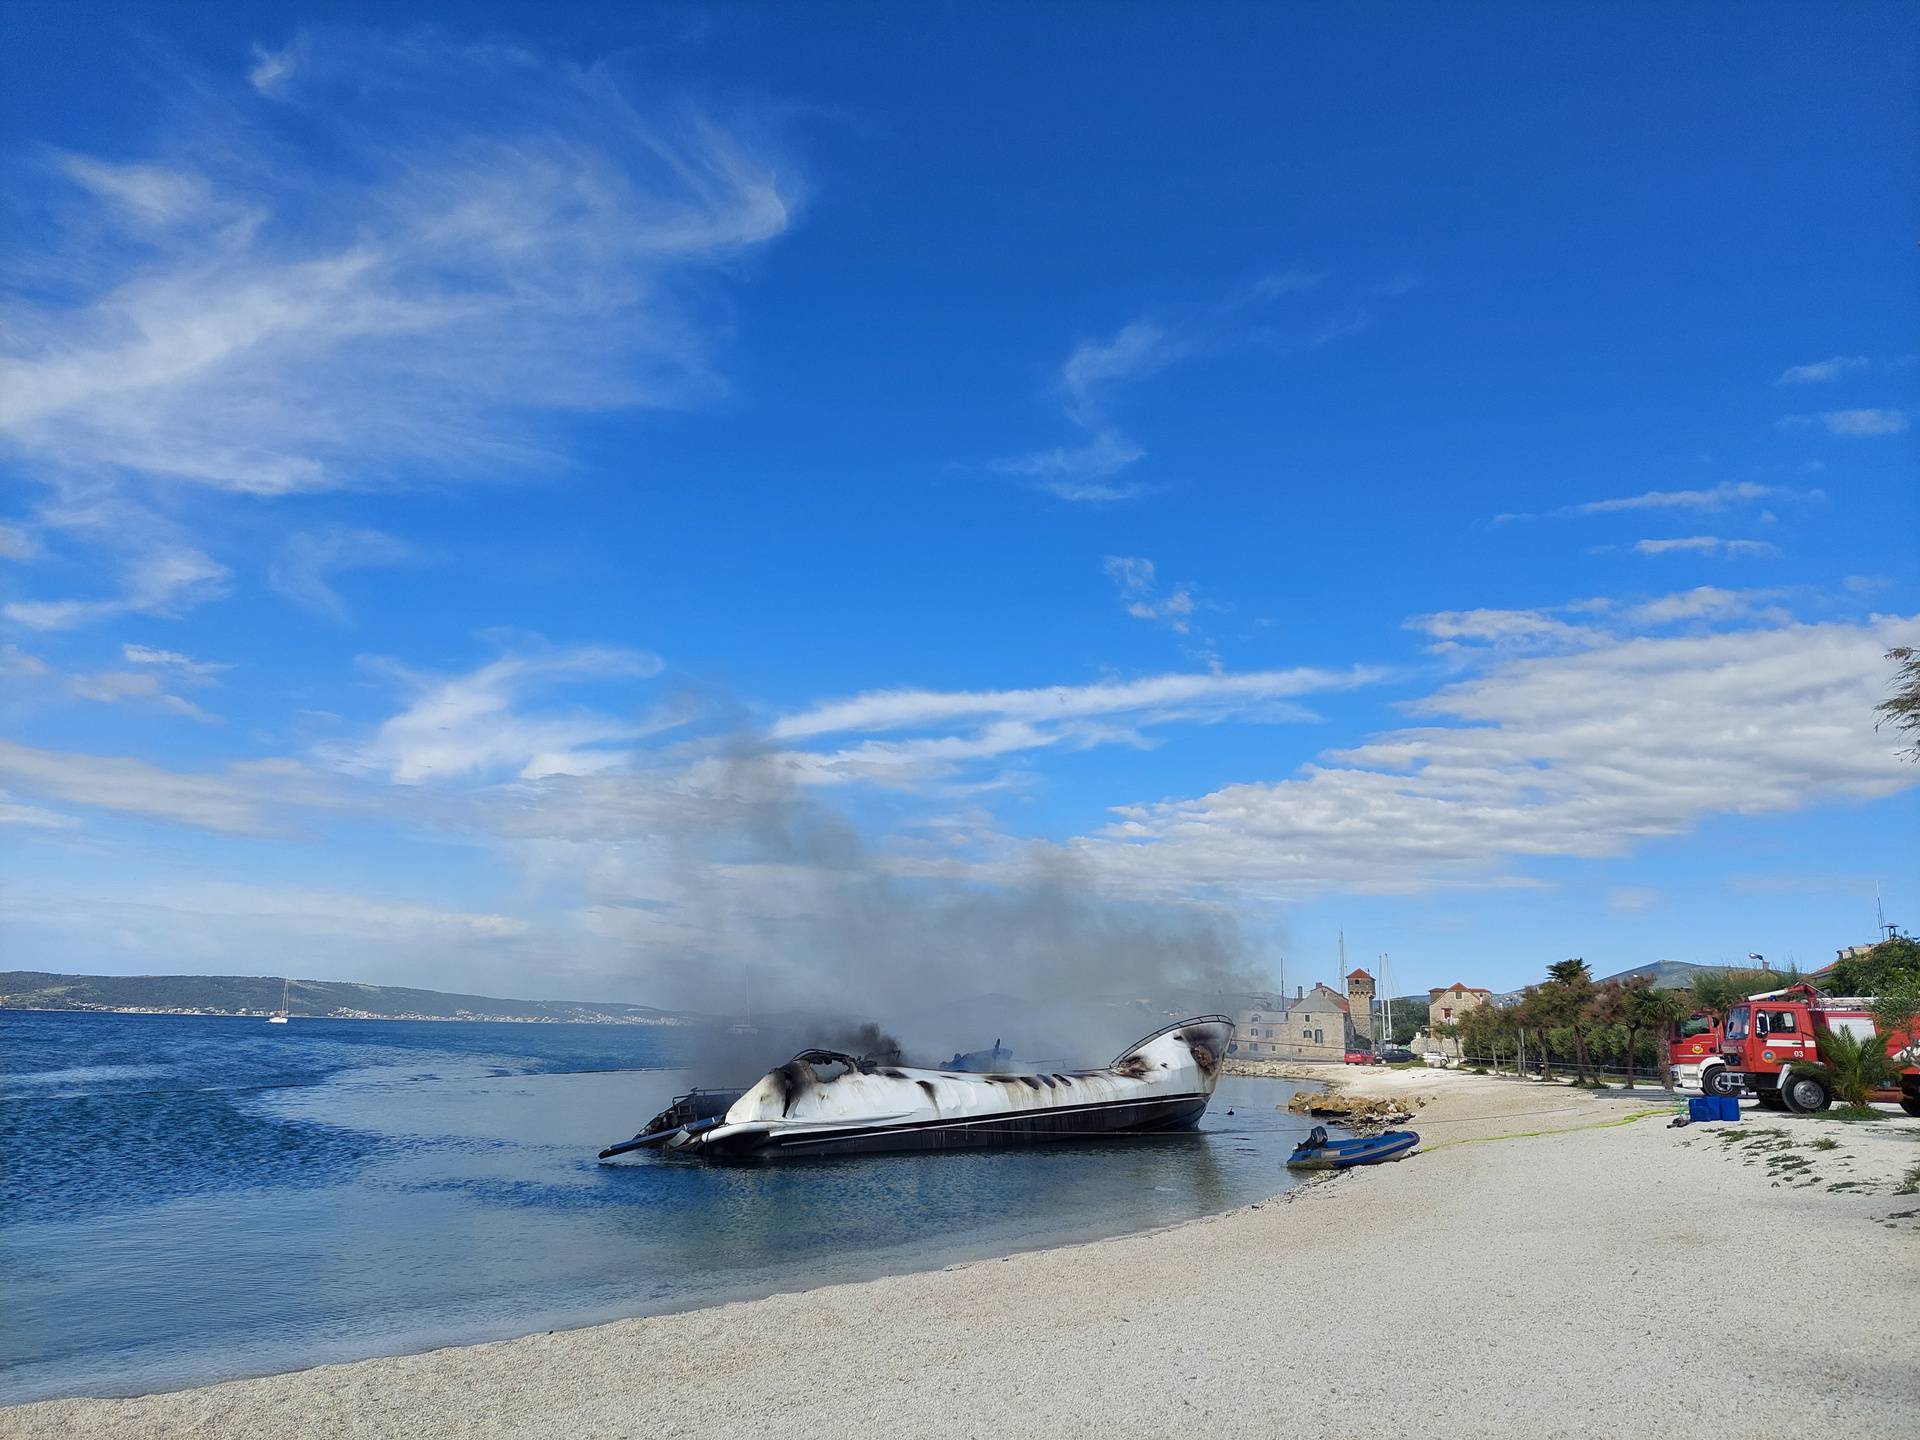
[598, 1015, 1234, 1160]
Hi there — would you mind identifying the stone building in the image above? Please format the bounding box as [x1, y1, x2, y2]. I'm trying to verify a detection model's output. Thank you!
[1346, 968, 1376, 1044]
[1426, 982, 1493, 1059]
[1232, 983, 1352, 1062]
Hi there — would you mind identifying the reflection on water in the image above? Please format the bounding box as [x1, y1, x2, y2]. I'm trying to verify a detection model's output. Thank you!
[0, 1012, 1318, 1404]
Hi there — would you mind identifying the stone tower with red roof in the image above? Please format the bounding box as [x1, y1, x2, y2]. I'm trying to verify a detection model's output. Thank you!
[1346, 967, 1376, 1043]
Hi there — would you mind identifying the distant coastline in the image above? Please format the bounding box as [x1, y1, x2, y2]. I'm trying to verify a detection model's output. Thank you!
[0, 1004, 691, 1025]
[0, 970, 708, 1027]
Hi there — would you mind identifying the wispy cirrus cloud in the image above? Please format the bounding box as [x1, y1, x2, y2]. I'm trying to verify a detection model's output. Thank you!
[1779, 409, 1909, 437]
[0, 740, 334, 834]
[1568, 481, 1787, 515]
[1104, 556, 1198, 634]
[1633, 536, 1781, 558]
[0, 524, 36, 561]
[1775, 355, 1870, 385]
[56, 642, 233, 723]
[771, 663, 1380, 743]
[766, 662, 1384, 787]
[268, 527, 418, 620]
[986, 269, 1384, 502]
[2, 540, 230, 631]
[1495, 480, 1816, 525]
[0, 33, 799, 498]
[337, 642, 668, 784]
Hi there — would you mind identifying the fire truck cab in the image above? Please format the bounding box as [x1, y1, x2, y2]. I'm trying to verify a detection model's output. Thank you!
[1716, 984, 1920, 1116]
[1670, 1012, 1725, 1094]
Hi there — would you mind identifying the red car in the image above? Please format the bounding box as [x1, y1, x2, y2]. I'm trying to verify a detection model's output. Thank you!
[1343, 1050, 1378, 1065]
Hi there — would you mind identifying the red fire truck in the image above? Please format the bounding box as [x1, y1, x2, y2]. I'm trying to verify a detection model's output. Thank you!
[1668, 1012, 1725, 1093]
[1707, 983, 1920, 1115]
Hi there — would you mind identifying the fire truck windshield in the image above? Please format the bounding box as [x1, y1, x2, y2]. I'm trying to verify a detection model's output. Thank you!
[1676, 1015, 1714, 1039]
[1724, 1005, 1750, 1042]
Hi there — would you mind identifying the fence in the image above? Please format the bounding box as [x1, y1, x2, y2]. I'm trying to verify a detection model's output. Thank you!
[1451, 1051, 1679, 1088]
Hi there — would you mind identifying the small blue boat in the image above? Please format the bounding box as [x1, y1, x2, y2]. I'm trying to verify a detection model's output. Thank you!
[1286, 1125, 1420, 1170]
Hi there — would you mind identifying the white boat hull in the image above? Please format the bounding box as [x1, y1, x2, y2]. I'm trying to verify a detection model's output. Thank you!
[682, 1016, 1233, 1159]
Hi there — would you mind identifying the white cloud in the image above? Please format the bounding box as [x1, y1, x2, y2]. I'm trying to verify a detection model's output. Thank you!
[1058, 321, 1179, 423]
[985, 271, 1373, 501]
[248, 44, 294, 94]
[0, 523, 36, 560]
[268, 527, 417, 620]
[2, 542, 231, 630]
[0, 789, 81, 829]
[772, 664, 1383, 742]
[1608, 886, 1663, 915]
[1780, 409, 1910, 437]
[1621, 586, 1780, 626]
[67, 669, 219, 723]
[341, 644, 666, 783]
[1775, 355, 1870, 385]
[1410, 607, 1607, 654]
[1069, 615, 1919, 900]
[988, 431, 1144, 481]
[0, 31, 798, 497]
[122, 644, 230, 683]
[0, 740, 331, 833]
[1568, 481, 1784, 515]
[1633, 536, 1780, 558]
[1105, 555, 1198, 634]
[1818, 408, 1908, 438]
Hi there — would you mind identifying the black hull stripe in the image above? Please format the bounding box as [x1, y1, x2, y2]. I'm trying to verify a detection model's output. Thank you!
[703, 1091, 1213, 1157]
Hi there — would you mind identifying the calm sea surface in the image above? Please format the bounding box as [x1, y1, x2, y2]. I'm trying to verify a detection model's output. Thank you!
[0, 1011, 1318, 1404]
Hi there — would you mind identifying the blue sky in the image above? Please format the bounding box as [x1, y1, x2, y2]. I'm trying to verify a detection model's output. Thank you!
[2, 3, 1916, 1009]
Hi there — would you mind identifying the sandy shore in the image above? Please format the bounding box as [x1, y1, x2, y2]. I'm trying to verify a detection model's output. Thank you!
[7, 1068, 1916, 1440]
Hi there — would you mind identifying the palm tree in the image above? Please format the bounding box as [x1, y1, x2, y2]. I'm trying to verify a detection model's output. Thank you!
[1815, 1024, 1896, 1112]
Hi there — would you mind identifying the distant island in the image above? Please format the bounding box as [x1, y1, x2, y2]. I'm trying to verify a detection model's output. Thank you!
[0, 971, 710, 1025]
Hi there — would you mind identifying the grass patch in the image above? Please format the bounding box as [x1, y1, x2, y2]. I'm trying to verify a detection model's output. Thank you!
[1896, 1164, 1920, 1197]
[1807, 1137, 1841, 1152]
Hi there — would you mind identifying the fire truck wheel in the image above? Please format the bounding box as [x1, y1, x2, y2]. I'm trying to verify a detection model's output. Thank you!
[1901, 1094, 1920, 1118]
[1782, 1074, 1830, 1114]
[1700, 1066, 1733, 1098]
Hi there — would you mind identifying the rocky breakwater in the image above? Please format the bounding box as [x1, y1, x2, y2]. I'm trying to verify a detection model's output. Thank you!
[1286, 1089, 1422, 1133]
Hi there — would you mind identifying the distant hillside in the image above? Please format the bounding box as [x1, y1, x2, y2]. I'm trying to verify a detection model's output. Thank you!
[0, 971, 707, 1025]
[1489, 960, 1736, 1006]
[1596, 959, 1724, 989]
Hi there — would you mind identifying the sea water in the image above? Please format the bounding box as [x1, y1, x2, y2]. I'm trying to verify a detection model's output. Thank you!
[0, 1011, 1319, 1404]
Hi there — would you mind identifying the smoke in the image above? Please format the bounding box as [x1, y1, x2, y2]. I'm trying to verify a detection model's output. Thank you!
[598, 742, 1274, 1073]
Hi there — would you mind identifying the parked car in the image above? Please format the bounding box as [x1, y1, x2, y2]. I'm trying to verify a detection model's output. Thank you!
[1379, 1045, 1415, 1063]
[1342, 1049, 1377, 1065]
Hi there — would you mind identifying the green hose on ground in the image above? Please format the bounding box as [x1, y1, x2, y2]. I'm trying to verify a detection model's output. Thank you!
[1416, 1106, 1674, 1153]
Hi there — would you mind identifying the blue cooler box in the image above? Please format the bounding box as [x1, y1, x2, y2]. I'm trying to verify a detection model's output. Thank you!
[1715, 1095, 1741, 1121]
[1688, 1096, 1714, 1122]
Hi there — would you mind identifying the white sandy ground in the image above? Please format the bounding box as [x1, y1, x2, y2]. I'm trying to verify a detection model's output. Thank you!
[6, 1069, 1917, 1440]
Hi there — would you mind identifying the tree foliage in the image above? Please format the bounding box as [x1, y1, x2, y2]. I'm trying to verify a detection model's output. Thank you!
[1685, 967, 1790, 1021]
[1877, 645, 1920, 762]
[1829, 936, 1920, 997]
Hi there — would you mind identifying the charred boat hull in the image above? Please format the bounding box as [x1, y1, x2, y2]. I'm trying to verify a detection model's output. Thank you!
[603, 1015, 1234, 1162]
[697, 1089, 1213, 1158]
